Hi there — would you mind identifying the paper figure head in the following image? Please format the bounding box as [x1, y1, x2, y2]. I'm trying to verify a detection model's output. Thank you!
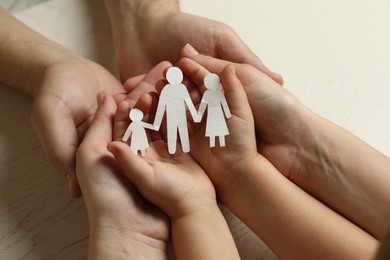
[129, 108, 143, 122]
[204, 73, 221, 91]
[166, 67, 183, 84]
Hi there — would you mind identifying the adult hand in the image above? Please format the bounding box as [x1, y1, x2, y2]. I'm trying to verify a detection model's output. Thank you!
[103, 0, 283, 84]
[76, 92, 169, 259]
[178, 52, 311, 187]
[31, 57, 124, 198]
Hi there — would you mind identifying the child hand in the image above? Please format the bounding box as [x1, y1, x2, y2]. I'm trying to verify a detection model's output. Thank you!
[110, 63, 217, 219]
[179, 54, 311, 189]
[76, 93, 169, 259]
[108, 140, 216, 220]
[182, 63, 258, 190]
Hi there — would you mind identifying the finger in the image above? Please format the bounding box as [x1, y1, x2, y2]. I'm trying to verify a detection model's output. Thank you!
[220, 65, 252, 119]
[147, 92, 163, 142]
[123, 74, 146, 92]
[125, 61, 173, 108]
[112, 93, 130, 141]
[179, 55, 233, 81]
[82, 92, 117, 145]
[108, 141, 154, 191]
[113, 99, 131, 141]
[182, 43, 284, 85]
[113, 93, 128, 104]
[215, 33, 284, 85]
[31, 96, 81, 198]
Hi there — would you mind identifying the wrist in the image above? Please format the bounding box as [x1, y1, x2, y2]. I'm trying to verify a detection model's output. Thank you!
[170, 203, 219, 222]
[34, 51, 82, 96]
[0, 8, 77, 96]
[214, 154, 259, 200]
[171, 205, 240, 260]
[89, 220, 167, 260]
[103, 0, 179, 42]
[103, 0, 179, 78]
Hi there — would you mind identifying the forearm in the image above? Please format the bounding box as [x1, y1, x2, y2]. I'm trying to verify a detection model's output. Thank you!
[219, 154, 379, 259]
[171, 206, 239, 260]
[301, 112, 390, 238]
[0, 8, 74, 96]
[89, 223, 167, 260]
[103, 0, 179, 49]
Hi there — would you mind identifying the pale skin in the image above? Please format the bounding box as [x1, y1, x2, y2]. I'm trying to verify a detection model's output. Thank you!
[109, 105, 239, 259]
[0, 7, 123, 197]
[175, 53, 384, 258]
[124, 58, 381, 258]
[102, 0, 283, 83]
[1, 0, 282, 198]
[76, 93, 169, 260]
[179, 48, 390, 241]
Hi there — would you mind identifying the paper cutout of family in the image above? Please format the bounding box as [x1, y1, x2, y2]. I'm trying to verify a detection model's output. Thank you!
[122, 108, 155, 156]
[153, 67, 200, 154]
[122, 67, 231, 156]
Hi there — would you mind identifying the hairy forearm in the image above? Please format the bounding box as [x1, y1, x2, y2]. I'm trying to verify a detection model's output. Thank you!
[301, 112, 390, 239]
[171, 206, 239, 260]
[0, 8, 74, 96]
[219, 154, 379, 259]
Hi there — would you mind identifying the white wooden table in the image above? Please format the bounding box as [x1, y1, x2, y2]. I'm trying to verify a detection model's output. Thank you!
[1, 0, 390, 259]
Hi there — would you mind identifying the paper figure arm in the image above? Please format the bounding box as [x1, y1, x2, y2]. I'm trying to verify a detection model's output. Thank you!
[221, 94, 232, 119]
[185, 98, 202, 122]
[153, 91, 168, 130]
[197, 100, 207, 119]
[122, 124, 134, 142]
[142, 122, 157, 131]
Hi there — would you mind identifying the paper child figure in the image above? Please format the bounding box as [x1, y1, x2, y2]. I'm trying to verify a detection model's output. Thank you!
[153, 67, 200, 154]
[197, 73, 231, 147]
[122, 108, 155, 156]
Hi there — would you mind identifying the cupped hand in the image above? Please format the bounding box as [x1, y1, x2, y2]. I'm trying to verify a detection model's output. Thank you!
[178, 53, 314, 187]
[76, 92, 169, 258]
[177, 64, 258, 189]
[31, 57, 123, 198]
[115, 11, 283, 85]
[109, 80, 216, 219]
[108, 139, 216, 220]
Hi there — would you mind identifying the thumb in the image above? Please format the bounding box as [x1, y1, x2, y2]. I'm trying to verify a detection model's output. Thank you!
[220, 65, 253, 122]
[31, 95, 81, 198]
[181, 43, 284, 85]
[82, 92, 117, 145]
[107, 141, 154, 193]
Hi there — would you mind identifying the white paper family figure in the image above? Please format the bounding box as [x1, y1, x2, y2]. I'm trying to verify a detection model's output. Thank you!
[197, 73, 231, 147]
[122, 67, 231, 156]
[122, 108, 155, 156]
[153, 67, 200, 154]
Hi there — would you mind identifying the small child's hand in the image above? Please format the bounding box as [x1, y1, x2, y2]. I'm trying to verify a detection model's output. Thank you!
[182, 63, 258, 190]
[108, 140, 216, 219]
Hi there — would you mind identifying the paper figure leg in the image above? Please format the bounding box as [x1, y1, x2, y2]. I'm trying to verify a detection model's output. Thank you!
[178, 123, 190, 153]
[167, 126, 178, 154]
[140, 149, 146, 157]
[131, 147, 137, 155]
[209, 136, 215, 148]
[219, 136, 226, 147]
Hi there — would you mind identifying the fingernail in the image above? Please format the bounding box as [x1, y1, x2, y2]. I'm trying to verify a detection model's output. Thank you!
[107, 143, 116, 154]
[186, 43, 199, 56]
[97, 92, 105, 107]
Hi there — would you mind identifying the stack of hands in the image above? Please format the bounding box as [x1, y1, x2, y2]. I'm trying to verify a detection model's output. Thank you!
[1, 0, 389, 259]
